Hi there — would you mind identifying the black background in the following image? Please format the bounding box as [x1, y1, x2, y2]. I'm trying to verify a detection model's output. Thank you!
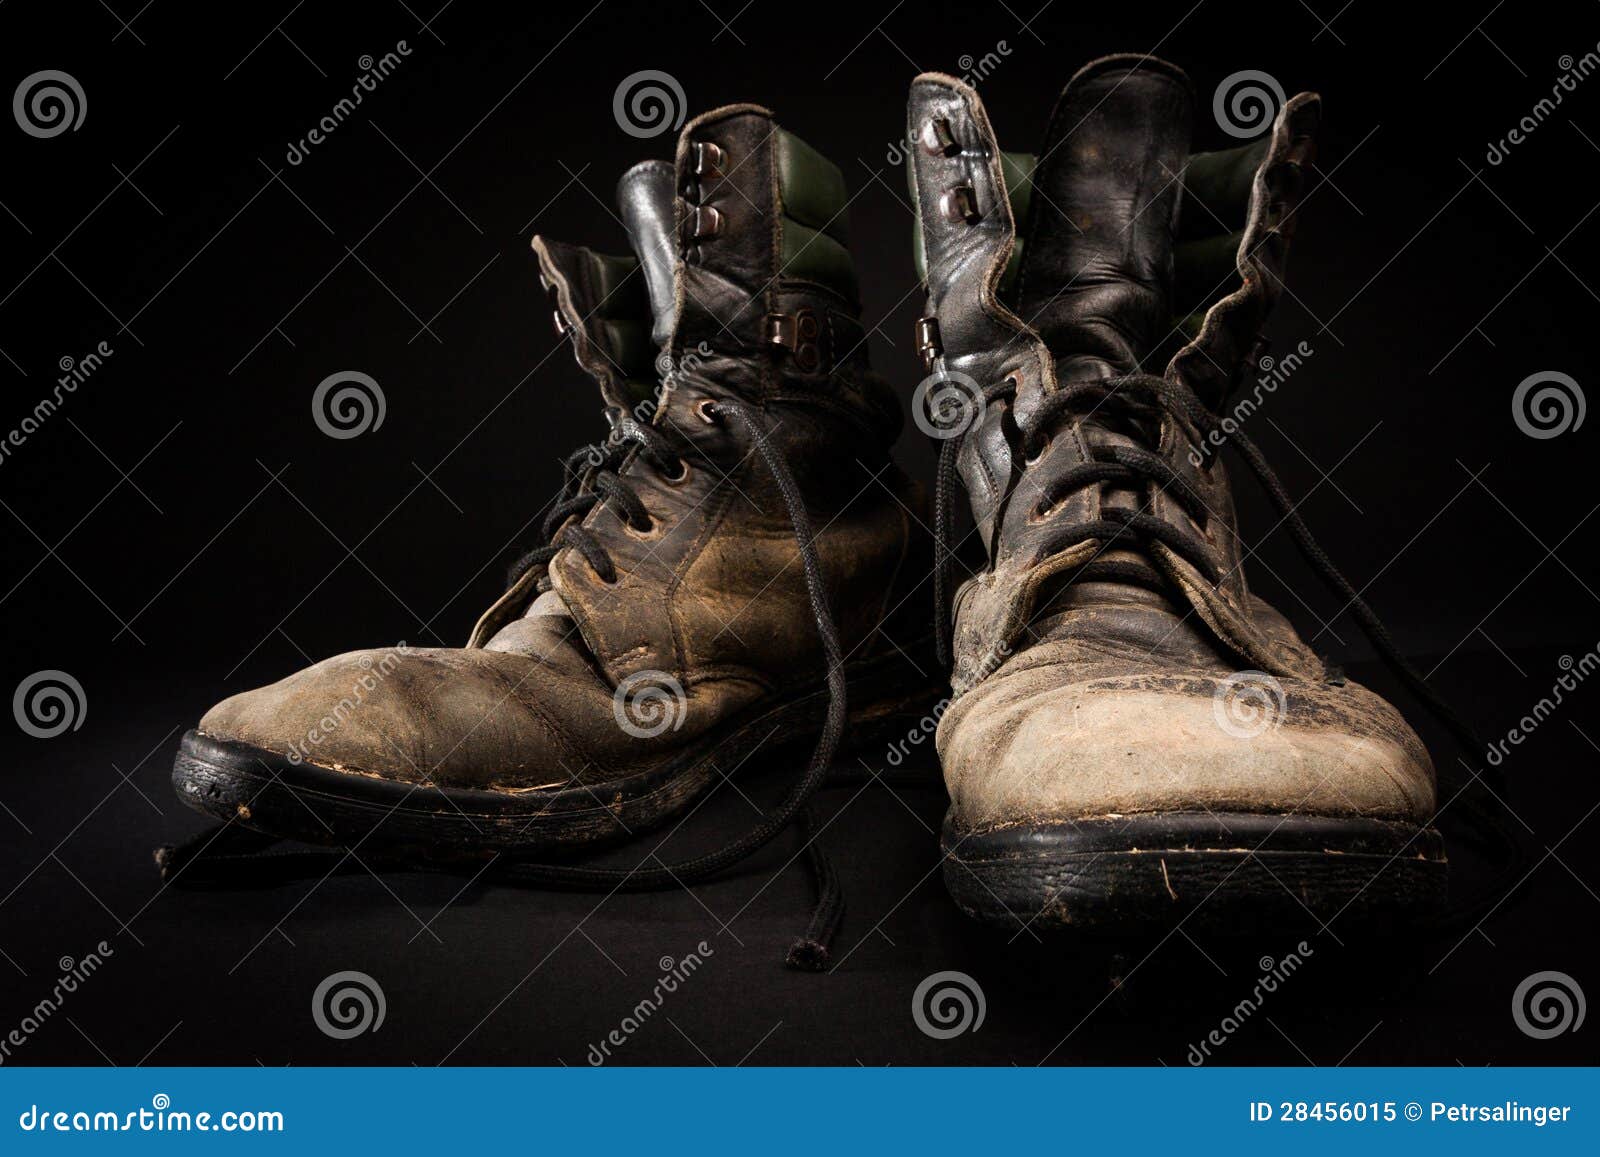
[1, 0, 1596, 1065]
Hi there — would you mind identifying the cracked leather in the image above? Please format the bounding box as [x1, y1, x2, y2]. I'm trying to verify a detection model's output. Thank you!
[199, 105, 927, 793]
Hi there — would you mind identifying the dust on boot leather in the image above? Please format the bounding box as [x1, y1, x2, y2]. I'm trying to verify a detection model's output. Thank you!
[908, 55, 1465, 932]
[169, 106, 935, 907]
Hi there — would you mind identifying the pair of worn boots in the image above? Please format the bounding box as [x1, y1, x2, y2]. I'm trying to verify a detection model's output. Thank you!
[168, 57, 1459, 961]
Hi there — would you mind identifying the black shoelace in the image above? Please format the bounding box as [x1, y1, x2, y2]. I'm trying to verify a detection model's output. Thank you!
[505, 412, 686, 590]
[162, 399, 854, 971]
[932, 371, 1530, 926]
[490, 399, 850, 968]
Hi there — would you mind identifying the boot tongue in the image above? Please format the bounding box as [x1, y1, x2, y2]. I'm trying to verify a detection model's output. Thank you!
[1015, 56, 1194, 380]
[617, 160, 680, 349]
[1017, 59, 1197, 621]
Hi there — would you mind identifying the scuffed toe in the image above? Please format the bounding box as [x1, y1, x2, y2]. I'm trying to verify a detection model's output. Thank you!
[938, 655, 1436, 834]
[199, 646, 586, 791]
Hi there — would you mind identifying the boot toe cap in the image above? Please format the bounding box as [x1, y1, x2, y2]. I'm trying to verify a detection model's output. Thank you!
[197, 646, 577, 790]
[937, 664, 1437, 833]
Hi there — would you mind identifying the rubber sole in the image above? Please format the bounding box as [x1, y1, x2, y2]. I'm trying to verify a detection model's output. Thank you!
[941, 812, 1447, 933]
[172, 647, 940, 861]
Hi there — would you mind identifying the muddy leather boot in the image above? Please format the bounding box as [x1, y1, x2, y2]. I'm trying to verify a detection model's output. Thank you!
[171, 105, 935, 886]
[908, 57, 1453, 932]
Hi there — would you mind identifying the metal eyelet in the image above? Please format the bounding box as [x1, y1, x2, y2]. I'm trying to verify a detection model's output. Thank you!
[793, 312, 819, 371]
[546, 281, 572, 336]
[1023, 438, 1050, 467]
[625, 515, 662, 541]
[690, 206, 723, 238]
[940, 185, 980, 225]
[765, 309, 823, 373]
[660, 458, 692, 486]
[693, 141, 726, 178]
[694, 399, 721, 425]
[914, 316, 943, 373]
[919, 117, 961, 157]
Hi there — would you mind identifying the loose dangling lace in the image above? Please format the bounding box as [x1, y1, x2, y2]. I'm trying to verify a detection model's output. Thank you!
[491, 399, 851, 967]
[505, 413, 688, 590]
[160, 399, 853, 971]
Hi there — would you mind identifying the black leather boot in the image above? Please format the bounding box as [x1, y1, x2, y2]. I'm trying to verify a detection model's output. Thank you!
[908, 56, 1468, 932]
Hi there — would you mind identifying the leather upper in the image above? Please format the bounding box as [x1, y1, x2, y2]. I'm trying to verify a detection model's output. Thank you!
[909, 56, 1436, 828]
[938, 592, 1436, 831]
[201, 106, 926, 790]
[910, 57, 1329, 692]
